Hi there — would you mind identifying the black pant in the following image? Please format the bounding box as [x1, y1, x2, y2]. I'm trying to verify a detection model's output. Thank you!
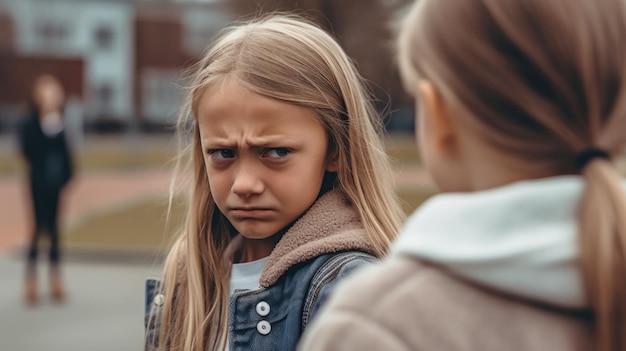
[27, 187, 61, 270]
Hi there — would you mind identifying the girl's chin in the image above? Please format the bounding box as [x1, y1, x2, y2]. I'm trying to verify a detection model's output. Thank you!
[238, 226, 291, 240]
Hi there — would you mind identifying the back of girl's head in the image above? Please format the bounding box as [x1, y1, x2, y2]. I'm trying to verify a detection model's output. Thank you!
[398, 0, 626, 172]
[398, 0, 626, 350]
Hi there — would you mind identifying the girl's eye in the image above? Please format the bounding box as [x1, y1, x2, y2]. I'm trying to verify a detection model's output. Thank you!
[265, 148, 290, 159]
[208, 149, 235, 159]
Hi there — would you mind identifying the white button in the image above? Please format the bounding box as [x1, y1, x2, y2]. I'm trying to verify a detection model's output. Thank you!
[256, 301, 270, 317]
[257, 320, 271, 335]
[153, 294, 165, 306]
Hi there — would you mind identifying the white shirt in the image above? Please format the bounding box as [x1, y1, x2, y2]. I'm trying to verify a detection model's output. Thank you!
[41, 112, 64, 136]
[230, 256, 269, 294]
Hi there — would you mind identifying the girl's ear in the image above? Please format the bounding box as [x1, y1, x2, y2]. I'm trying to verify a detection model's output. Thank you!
[417, 80, 458, 154]
[325, 146, 338, 172]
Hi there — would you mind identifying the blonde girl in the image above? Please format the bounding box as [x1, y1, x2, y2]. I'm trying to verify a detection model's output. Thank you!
[144, 15, 404, 351]
[301, 0, 626, 350]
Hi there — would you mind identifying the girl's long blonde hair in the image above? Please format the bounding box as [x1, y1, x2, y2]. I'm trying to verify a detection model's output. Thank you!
[398, 0, 626, 349]
[150, 14, 404, 351]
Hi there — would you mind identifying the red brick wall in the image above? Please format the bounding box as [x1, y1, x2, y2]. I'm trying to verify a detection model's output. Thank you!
[0, 12, 14, 51]
[0, 54, 84, 106]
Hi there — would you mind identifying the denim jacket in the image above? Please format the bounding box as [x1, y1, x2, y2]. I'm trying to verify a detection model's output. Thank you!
[144, 189, 377, 350]
[146, 251, 375, 350]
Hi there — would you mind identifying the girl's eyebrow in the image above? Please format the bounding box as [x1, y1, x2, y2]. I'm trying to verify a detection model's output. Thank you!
[246, 136, 300, 147]
[202, 136, 301, 148]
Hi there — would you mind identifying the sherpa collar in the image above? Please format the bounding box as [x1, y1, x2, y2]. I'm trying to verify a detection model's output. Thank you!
[257, 189, 374, 287]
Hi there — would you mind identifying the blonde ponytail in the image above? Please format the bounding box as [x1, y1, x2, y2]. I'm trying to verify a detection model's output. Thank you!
[579, 159, 626, 351]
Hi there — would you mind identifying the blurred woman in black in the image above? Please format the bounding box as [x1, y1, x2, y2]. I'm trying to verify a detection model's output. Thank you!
[18, 74, 74, 304]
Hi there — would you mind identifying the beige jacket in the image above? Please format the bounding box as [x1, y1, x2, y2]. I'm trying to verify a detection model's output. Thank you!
[300, 176, 603, 350]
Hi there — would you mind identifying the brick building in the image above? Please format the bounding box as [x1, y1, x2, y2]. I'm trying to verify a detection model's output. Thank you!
[0, 0, 414, 133]
[0, 0, 230, 129]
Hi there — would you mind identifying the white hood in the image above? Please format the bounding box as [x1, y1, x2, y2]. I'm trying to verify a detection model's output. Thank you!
[390, 176, 599, 310]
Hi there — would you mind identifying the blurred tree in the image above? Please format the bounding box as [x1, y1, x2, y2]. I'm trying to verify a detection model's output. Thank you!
[225, 0, 413, 131]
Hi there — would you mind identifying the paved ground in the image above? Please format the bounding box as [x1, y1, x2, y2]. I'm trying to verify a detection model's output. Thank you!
[0, 254, 161, 351]
[0, 135, 178, 350]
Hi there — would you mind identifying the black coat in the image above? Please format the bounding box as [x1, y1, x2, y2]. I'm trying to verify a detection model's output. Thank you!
[18, 112, 73, 192]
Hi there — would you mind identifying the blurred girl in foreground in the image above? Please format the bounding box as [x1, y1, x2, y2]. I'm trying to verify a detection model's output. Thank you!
[301, 0, 626, 350]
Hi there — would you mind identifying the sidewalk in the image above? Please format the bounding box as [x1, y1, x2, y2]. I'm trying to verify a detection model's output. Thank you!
[0, 254, 160, 351]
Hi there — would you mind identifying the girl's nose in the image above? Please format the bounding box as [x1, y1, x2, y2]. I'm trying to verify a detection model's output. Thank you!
[231, 166, 264, 198]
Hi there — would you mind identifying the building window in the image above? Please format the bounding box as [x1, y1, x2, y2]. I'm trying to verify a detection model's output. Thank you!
[94, 25, 114, 50]
[97, 83, 114, 109]
[141, 69, 186, 122]
[36, 21, 68, 48]
[182, 8, 229, 56]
